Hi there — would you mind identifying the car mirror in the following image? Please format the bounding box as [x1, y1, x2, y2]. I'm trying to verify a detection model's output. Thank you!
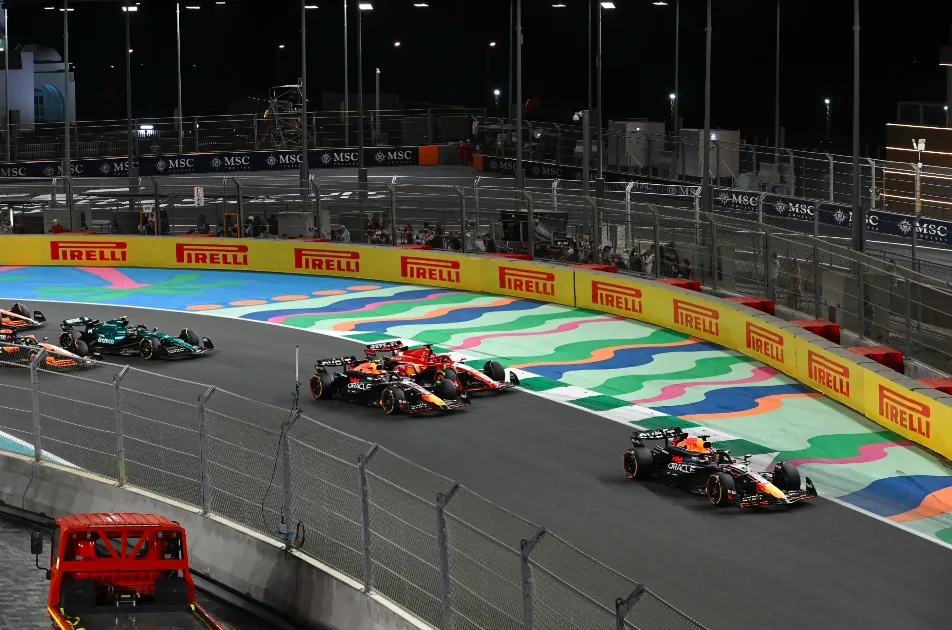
[153, 327, 158, 332]
[30, 531, 43, 555]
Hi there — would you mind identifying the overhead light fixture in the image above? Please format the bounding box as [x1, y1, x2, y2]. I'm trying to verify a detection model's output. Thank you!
[413, 2, 428, 6]
[653, 1, 668, 5]
[128, 48, 134, 53]
[494, 89, 501, 96]
[824, 98, 831, 105]
[59, 7, 74, 11]
[278, 44, 285, 49]
[358, 2, 372, 9]
[122, 6, 138, 11]
[186, 5, 201, 9]
[216, 1, 226, 4]
[393, 41, 400, 47]
[552, 3, 567, 7]
[600, 1, 616, 8]
[489, 41, 496, 47]
[139, 124, 153, 130]
[44, 6, 55, 9]
[669, 93, 676, 100]
[305, 4, 319, 8]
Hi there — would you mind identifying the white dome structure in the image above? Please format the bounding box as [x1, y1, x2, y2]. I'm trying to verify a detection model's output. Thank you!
[21, 45, 63, 66]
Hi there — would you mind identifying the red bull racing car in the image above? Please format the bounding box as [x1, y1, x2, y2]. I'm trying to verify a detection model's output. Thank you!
[364, 341, 519, 394]
[310, 356, 469, 415]
[623, 427, 817, 508]
[0, 302, 46, 330]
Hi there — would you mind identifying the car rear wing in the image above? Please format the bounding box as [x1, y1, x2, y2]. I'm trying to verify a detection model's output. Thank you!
[631, 427, 686, 447]
[365, 341, 406, 356]
[61, 316, 95, 330]
[315, 356, 359, 371]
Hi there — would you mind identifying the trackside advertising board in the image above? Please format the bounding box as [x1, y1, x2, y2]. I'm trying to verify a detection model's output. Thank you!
[4, 234, 952, 461]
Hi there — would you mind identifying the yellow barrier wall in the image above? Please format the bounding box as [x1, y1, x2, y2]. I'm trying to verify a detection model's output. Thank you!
[4, 235, 952, 461]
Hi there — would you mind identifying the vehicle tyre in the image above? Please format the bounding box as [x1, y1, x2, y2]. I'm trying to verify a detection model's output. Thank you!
[73, 340, 90, 358]
[381, 386, 406, 415]
[139, 336, 161, 360]
[436, 378, 458, 401]
[59, 330, 80, 349]
[706, 472, 736, 507]
[484, 360, 506, 382]
[509, 371, 520, 386]
[436, 367, 458, 383]
[772, 462, 801, 491]
[179, 328, 201, 347]
[309, 372, 337, 400]
[11, 303, 29, 318]
[623, 447, 654, 481]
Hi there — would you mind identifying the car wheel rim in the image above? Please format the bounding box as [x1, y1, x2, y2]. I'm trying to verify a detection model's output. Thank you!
[624, 452, 636, 478]
[383, 391, 394, 413]
[707, 477, 721, 504]
[313, 379, 322, 399]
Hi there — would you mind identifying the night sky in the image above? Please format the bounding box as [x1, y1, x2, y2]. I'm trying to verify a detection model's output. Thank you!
[6, 0, 952, 149]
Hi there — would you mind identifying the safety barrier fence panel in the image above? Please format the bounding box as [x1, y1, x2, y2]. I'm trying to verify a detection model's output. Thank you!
[0, 345, 706, 630]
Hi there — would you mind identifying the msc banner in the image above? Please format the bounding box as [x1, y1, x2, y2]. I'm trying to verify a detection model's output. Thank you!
[5, 234, 952, 462]
[0, 146, 421, 179]
[480, 156, 952, 245]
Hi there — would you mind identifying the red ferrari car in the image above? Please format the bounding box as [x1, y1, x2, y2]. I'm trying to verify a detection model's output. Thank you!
[365, 341, 519, 393]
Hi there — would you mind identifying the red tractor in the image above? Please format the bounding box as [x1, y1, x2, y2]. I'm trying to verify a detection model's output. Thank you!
[31, 512, 224, 630]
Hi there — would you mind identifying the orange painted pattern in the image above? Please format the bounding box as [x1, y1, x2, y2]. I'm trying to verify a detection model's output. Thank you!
[680, 393, 823, 421]
[888, 486, 952, 523]
[331, 297, 519, 332]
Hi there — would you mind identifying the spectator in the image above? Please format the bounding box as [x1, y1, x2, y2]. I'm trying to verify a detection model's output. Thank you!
[196, 214, 210, 234]
[600, 245, 614, 266]
[0, 218, 11, 234]
[769, 252, 780, 301]
[110, 218, 121, 235]
[341, 225, 351, 243]
[678, 258, 692, 279]
[50, 218, 65, 234]
[629, 250, 644, 273]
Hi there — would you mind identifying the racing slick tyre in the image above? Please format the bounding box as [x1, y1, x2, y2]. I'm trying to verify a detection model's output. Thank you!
[59, 330, 81, 350]
[309, 372, 338, 400]
[436, 378, 459, 401]
[772, 462, 801, 492]
[73, 340, 90, 358]
[484, 360, 506, 382]
[435, 368, 459, 384]
[179, 328, 201, 347]
[706, 472, 736, 507]
[381, 386, 406, 415]
[623, 447, 654, 481]
[10, 303, 29, 318]
[139, 336, 161, 361]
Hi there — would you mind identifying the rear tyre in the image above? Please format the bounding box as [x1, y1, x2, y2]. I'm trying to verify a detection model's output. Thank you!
[10, 303, 29, 318]
[484, 360, 506, 382]
[706, 472, 736, 507]
[179, 328, 201, 347]
[772, 462, 801, 492]
[381, 386, 406, 415]
[309, 373, 337, 400]
[140, 336, 161, 361]
[73, 340, 90, 358]
[623, 447, 654, 481]
[59, 330, 81, 350]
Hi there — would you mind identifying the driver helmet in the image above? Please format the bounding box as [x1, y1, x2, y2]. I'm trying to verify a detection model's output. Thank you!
[357, 360, 385, 374]
[395, 364, 419, 377]
[674, 436, 713, 454]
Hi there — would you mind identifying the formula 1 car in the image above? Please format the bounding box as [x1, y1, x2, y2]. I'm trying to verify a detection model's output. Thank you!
[59, 315, 214, 361]
[364, 341, 519, 394]
[309, 356, 469, 415]
[623, 427, 817, 508]
[0, 303, 46, 330]
[0, 329, 100, 369]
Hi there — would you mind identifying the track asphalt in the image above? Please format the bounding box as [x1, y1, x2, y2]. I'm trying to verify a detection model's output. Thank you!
[4, 298, 950, 630]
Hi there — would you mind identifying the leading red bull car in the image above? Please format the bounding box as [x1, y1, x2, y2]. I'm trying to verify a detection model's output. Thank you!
[364, 341, 519, 394]
[623, 427, 817, 508]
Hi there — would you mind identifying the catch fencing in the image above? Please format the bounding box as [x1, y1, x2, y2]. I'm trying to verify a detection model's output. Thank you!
[0, 347, 706, 630]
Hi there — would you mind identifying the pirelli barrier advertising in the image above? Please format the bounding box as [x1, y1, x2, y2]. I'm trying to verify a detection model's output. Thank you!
[4, 235, 951, 460]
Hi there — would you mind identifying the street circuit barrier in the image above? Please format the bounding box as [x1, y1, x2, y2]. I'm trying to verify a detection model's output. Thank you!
[2, 235, 951, 463]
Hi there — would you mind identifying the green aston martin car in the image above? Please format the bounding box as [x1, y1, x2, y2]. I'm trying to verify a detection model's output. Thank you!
[59, 316, 214, 361]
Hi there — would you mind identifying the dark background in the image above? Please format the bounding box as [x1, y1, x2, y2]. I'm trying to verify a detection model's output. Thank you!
[6, 0, 952, 149]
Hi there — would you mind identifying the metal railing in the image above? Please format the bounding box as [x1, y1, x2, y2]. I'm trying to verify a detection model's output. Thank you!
[0, 345, 706, 630]
[0, 108, 481, 161]
[476, 117, 952, 222]
[4, 174, 951, 373]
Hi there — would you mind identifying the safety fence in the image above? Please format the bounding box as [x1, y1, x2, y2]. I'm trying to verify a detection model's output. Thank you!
[476, 117, 952, 222]
[0, 346, 706, 630]
[0, 108, 481, 162]
[2, 174, 951, 372]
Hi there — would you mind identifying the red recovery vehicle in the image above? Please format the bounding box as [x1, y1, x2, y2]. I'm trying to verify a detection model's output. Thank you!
[31, 512, 225, 630]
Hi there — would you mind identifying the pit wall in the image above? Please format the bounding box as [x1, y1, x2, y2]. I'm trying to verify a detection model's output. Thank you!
[4, 234, 952, 462]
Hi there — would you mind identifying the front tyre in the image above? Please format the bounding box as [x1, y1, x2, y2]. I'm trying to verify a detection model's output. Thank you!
[179, 328, 201, 347]
[139, 336, 161, 360]
[706, 472, 736, 507]
[623, 447, 654, 481]
[381, 386, 406, 415]
[772, 462, 801, 492]
[436, 378, 458, 401]
[484, 360, 506, 382]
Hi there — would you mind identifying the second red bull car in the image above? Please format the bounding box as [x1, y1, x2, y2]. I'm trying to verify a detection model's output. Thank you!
[623, 427, 817, 508]
[310, 356, 469, 415]
[364, 341, 519, 394]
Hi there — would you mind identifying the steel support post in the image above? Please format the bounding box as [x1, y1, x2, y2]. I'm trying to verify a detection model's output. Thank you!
[64, 178, 74, 231]
[436, 483, 461, 630]
[456, 186, 467, 253]
[825, 153, 834, 201]
[651, 206, 661, 278]
[582, 111, 591, 197]
[30, 349, 46, 463]
[520, 527, 546, 630]
[473, 176, 481, 239]
[389, 183, 398, 247]
[856, 262, 865, 339]
[614, 585, 647, 630]
[624, 182, 633, 251]
[113, 366, 130, 486]
[198, 385, 216, 515]
[589, 197, 598, 263]
[813, 244, 822, 319]
[551, 179, 558, 214]
[763, 225, 773, 300]
[904, 274, 912, 358]
[312, 178, 323, 237]
[280, 409, 302, 549]
[356, 444, 379, 593]
[709, 214, 718, 291]
[524, 191, 534, 258]
[912, 163, 921, 271]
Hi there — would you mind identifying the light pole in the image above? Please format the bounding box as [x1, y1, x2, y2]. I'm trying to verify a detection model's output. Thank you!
[515, 0, 522, 189]
[673, 0, 679, 139]
[851, 0, 862, 252]
[774, 0, 780, 163]
[508, 0, 513, 121]
[701, 0, 712, 213]
[597, 2, 613, 183]
[343, 0, 349, 146]
[4, 4, 9, 162]
[300, 0, 309, 192]
[357, 3, 371, 184]
[176, 3, 183, 153]
[375, 68, 380, 145]
[824, 98, 831, 144]
[63, 0, 70, 178]
[486, 41, 495, 111]
[122, 4, 135, 177]
[912, 138, 925, 271]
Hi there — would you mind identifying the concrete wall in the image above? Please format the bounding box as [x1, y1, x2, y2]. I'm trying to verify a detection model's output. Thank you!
[0, 451, 431, 630]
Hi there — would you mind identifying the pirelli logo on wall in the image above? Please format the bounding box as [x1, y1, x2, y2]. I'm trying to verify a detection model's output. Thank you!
[50, 240, 127, 263]
[673, 299, 719, 337]
[591, 280, 642, 314]
[400, 256, 461, 283]
[294, 248, 360, 274]
[878, 385, 932, 439]
[175, 243, 248, 266]
[745, 322, 784, 364]
[806, 351, 851, 398]
[498, 266, 555, 297]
